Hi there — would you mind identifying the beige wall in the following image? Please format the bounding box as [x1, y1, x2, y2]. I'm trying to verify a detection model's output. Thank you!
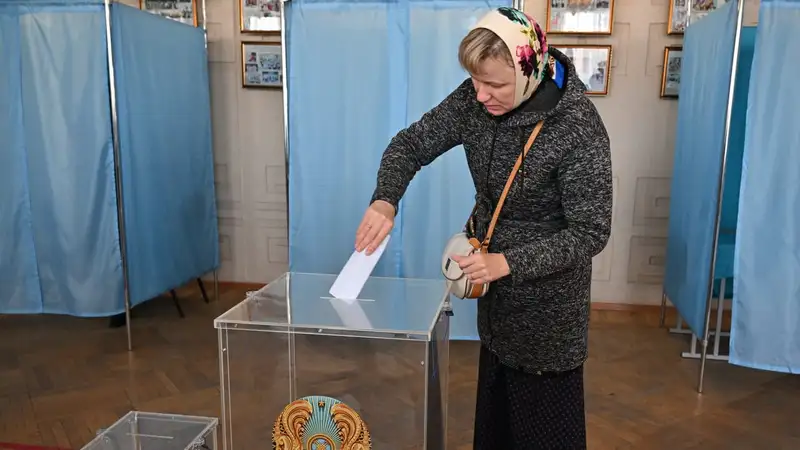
[203, 0, 289, 283]
[184, 0, 757, 302]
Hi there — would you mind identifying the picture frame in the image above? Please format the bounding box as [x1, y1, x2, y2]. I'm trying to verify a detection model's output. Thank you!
[139, 0, 198, 27]
[556, 44, 612, 96]
[545, 0, 615, 35]
[668, 0, 726, 35]
[241, 42, 283, 89]
[661, 46, 683, 98]
[240, 0, 281, 34]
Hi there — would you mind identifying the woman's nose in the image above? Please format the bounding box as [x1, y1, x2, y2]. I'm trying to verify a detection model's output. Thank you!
[476, 88, 491, 103]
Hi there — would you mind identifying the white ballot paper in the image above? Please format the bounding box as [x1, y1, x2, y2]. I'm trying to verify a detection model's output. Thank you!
[329, 235, 390, 303]
[327, 297, 374, 330]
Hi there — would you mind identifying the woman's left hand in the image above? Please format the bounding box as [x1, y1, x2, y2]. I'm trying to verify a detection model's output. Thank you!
[450, 253, 510, 285]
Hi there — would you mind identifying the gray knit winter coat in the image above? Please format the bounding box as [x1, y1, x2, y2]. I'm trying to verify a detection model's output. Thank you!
[371, 48, 613, 373]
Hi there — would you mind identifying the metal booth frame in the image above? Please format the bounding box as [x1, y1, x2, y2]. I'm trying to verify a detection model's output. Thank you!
[102, 0, 218, 351]
[658, 0, 746, 394]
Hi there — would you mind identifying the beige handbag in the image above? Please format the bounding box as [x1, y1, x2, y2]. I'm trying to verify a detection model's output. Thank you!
[441, 121, 545, 299]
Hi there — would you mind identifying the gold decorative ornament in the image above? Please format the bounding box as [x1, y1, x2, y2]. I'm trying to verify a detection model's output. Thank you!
[272, 396, 371, 450]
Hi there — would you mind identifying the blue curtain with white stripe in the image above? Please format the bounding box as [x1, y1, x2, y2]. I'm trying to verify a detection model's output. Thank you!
[286, 0, 510, 339]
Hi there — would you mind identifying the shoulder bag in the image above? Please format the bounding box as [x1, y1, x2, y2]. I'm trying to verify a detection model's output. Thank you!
[441, 121, 545, 299]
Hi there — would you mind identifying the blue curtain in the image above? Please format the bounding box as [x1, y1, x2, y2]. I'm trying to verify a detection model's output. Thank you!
[0, 8, 43, 314]
[286, 0, 396, 277]
[663, 0, 738, 336]
[286, 0, 509, 340]
[710, 25, 756, 289]
[19, 5, 124, 316]
[0, 1, 216, 316]
[730, 0, 800, 374]
[111, 4, 219, 307]
[399, 0, 509, 339]
[720, 27, 756, 236]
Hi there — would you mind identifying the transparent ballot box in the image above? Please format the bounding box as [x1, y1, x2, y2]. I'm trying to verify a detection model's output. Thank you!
[214, 272, 451, 450]
[81, 411, 218, 449]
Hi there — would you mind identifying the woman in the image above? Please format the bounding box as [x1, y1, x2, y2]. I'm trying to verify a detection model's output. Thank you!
[355, 7, 612, 449]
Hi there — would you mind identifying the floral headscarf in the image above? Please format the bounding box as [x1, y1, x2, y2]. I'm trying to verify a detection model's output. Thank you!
[471, 7, 550, 109]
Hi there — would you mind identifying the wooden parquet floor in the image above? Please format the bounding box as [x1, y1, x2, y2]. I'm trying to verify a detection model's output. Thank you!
[1, 284, 799, 449]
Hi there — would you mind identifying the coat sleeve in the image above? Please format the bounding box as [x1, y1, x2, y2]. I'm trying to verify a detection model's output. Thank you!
[502, 119, 613, 283]
[370, 82, 469, 211]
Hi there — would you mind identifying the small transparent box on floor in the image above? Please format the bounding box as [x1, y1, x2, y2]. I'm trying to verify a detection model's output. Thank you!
[214, 272, 451, 450]
[81, 411, 218, 449]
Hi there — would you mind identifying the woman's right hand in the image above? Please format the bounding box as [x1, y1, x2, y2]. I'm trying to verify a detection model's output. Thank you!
[355, 200, 395, 255]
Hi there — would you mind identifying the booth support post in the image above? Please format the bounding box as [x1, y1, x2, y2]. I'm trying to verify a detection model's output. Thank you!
[214, 271, 219, 302]
[280, 0, 297, 401]
[698, 0, 745, 394]
[281, 0, 290, 233]
[198, 0, 221, 303]
[103, 0, 133, 351]
[201, 0, 208, 45]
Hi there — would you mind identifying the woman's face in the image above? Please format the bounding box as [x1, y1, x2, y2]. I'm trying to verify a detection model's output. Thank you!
[471, 57, 516, 116]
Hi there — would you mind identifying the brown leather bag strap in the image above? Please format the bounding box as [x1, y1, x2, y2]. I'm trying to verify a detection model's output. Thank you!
[481, 121, 545, 249]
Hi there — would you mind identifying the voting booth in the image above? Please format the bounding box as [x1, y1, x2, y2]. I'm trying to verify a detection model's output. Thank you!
[662, 0, 800, 392]
[214, 272, 451, 449]
[0, 0, 218, 351]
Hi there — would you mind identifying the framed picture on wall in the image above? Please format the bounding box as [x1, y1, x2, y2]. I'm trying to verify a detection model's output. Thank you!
[139, 0, 197, 27]
[240, 0, 281, 34]
[556, 45, 612, 95]
[661, 46, 683, 98]
[546, 0, 615, 35]
[668, 0, 726, 34]
[241, 42, 283, 89]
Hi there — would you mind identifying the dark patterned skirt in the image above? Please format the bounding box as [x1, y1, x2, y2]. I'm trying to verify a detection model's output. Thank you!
[473, 345, 587, 449]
